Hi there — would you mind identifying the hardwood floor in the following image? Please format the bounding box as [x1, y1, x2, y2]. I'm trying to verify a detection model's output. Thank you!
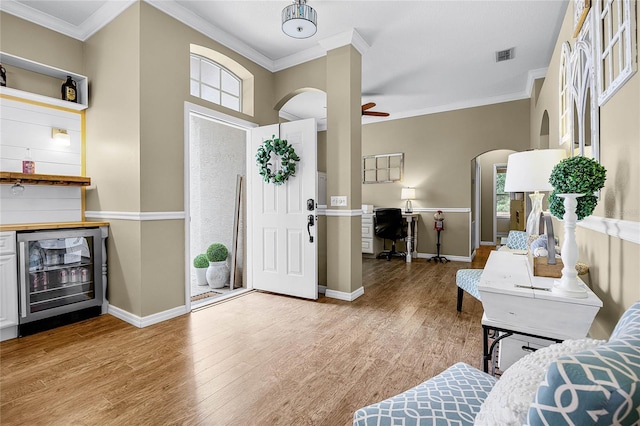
[1, 249, 491, 426]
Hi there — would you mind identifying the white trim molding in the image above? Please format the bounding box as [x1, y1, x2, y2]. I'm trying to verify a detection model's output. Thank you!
[108, 304, 188, 328]
[324, 209, 363, 217]
[413, 207, 471, 213]
[577, 216, 640, 245]
[85, 211, 186, 221]
[325, 286, 364, 301]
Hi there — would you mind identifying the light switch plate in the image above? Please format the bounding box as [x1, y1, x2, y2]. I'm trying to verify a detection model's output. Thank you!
[330, 196, 347, 207]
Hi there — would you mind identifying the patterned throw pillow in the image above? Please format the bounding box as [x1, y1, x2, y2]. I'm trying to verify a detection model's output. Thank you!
[507, 231, 528, 250]
[528, 303, 640, 425]
[475, 338, 605, 426]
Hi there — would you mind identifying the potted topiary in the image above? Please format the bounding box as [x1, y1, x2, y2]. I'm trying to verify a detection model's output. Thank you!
[205, 243, 229, 289]
[548, 156, 607, 221]
[193, 254, 209, 286]
[548, 156, 606, 298]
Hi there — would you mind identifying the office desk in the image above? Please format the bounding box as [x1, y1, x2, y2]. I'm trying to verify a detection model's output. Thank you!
[361, 213, 419, 263]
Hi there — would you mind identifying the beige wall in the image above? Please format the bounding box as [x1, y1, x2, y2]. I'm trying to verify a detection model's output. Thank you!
[274, 57, 326, 107]
[532, 3, 640, 338]
[0, 12, 84, 75]
[83, 3, 143, 314]
[362, 100, 530, 257]
[81, 2, 277, 317]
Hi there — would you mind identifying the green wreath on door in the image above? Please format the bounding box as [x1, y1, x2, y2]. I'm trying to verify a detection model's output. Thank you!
[255, 136, 300, 185]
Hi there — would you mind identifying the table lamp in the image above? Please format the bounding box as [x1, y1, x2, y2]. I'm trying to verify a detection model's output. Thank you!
[504, 149, 567, 235]
[401, 187, 416, 213]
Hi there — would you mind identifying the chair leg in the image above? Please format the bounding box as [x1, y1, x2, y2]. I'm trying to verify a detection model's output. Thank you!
[457, 287, 463, 312]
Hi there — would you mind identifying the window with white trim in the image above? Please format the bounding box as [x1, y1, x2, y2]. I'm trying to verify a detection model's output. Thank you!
[190, 54, 242, 112]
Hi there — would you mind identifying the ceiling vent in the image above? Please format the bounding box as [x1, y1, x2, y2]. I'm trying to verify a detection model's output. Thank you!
[496, 48, 515, 62]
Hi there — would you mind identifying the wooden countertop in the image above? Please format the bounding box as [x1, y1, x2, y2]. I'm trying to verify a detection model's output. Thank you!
[0, 221, 109, 232]
[0, 172, 91, 186]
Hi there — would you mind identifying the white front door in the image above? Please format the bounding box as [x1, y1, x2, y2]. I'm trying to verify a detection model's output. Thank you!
[248, 119, 317, 299]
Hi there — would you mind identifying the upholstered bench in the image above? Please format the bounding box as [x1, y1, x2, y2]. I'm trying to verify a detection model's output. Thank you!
[353, 301, 640, 426]
[455, 269, 483, 312]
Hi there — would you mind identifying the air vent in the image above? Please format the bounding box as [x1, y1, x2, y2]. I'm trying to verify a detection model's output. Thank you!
[496, 48, 515, 62]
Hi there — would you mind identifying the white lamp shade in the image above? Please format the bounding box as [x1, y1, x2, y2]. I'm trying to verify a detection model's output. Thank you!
[504, 149, 567, 192]
[401, 187, 416, 200]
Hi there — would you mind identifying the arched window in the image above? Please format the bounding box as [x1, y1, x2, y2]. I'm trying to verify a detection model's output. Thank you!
[190, 55, 242, 112]
[189, 44, 254, 116]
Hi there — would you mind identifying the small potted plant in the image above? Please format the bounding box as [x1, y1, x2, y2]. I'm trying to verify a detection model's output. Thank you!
[193, 254, 209, 286]
[205, 243, 229, 289]
[549, 156, 607, 221]
[548, 156, 606, 298]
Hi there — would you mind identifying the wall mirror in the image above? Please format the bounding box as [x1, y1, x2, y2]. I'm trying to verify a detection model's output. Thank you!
[362, 153, 404, 184]
[594, 0, 638, 105]
[570, 13, 600, 162]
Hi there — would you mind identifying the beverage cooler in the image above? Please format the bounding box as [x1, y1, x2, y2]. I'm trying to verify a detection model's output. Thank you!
[17, 228, 103, 336]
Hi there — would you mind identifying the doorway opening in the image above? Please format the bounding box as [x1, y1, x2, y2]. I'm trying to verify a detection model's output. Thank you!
[473, 149, 515, 246]
[184, 102, 257, 310]
[493, 164, 509, 244]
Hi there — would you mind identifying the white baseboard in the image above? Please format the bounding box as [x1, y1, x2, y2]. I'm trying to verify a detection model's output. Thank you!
[325, 286, 364, 301]
[480, 241, 495, 246]
[416, 253, 472, 262]
[318, 285, 327, 294]
[1, 326, 18, 342]
[108, 304, 188, 328]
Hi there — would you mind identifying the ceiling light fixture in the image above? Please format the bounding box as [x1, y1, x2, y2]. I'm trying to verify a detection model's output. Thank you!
[282, 0, 317, 39]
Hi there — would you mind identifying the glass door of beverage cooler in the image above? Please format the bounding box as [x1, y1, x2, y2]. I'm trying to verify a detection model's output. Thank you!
[17, 228, 102, 324]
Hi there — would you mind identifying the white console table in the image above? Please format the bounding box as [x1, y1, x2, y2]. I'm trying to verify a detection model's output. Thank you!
[478, 250, 603, 373]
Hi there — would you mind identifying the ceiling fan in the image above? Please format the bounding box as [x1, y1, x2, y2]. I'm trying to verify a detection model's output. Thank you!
[362, 102, 389, 117]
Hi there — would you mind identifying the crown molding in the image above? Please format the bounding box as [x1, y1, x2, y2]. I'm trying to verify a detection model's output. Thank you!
[525, 67, 548, 96]
[144, 0, 275, 71]
[362, 90, 532, 125]
[0, 0, 136, 41]
[317, 29, 370, 56]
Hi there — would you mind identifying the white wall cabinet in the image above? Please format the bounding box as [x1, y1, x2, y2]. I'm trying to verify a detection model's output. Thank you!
[0, 231, 18, 341]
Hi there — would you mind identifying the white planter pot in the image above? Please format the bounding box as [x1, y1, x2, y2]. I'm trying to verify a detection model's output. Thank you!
[206, 261, 229, 289]
[195, 267, 208, 286]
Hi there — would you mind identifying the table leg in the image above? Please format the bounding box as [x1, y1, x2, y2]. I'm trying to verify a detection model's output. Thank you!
[483, 325, 489, 373]
[406, 219, 413, 263]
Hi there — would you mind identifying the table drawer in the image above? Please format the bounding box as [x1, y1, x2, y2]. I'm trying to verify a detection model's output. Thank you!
[498, 334, 551, 371]
[362, 238, 374, 254]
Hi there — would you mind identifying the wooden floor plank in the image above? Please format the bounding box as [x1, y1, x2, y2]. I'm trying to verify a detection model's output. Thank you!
[1, 248, 491, 425]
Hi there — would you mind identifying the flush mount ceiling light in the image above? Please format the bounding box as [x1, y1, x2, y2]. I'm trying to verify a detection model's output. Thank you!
[282, 0, 317, 39]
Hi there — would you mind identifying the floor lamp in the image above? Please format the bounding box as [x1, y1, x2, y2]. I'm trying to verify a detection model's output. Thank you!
[504, 150, 567, 235]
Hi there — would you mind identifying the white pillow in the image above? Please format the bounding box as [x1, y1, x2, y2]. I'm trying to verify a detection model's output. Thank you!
[474, 338, 605, 426]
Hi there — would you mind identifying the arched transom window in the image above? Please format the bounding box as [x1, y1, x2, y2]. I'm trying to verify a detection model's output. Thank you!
[190, 54, 242, 112]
